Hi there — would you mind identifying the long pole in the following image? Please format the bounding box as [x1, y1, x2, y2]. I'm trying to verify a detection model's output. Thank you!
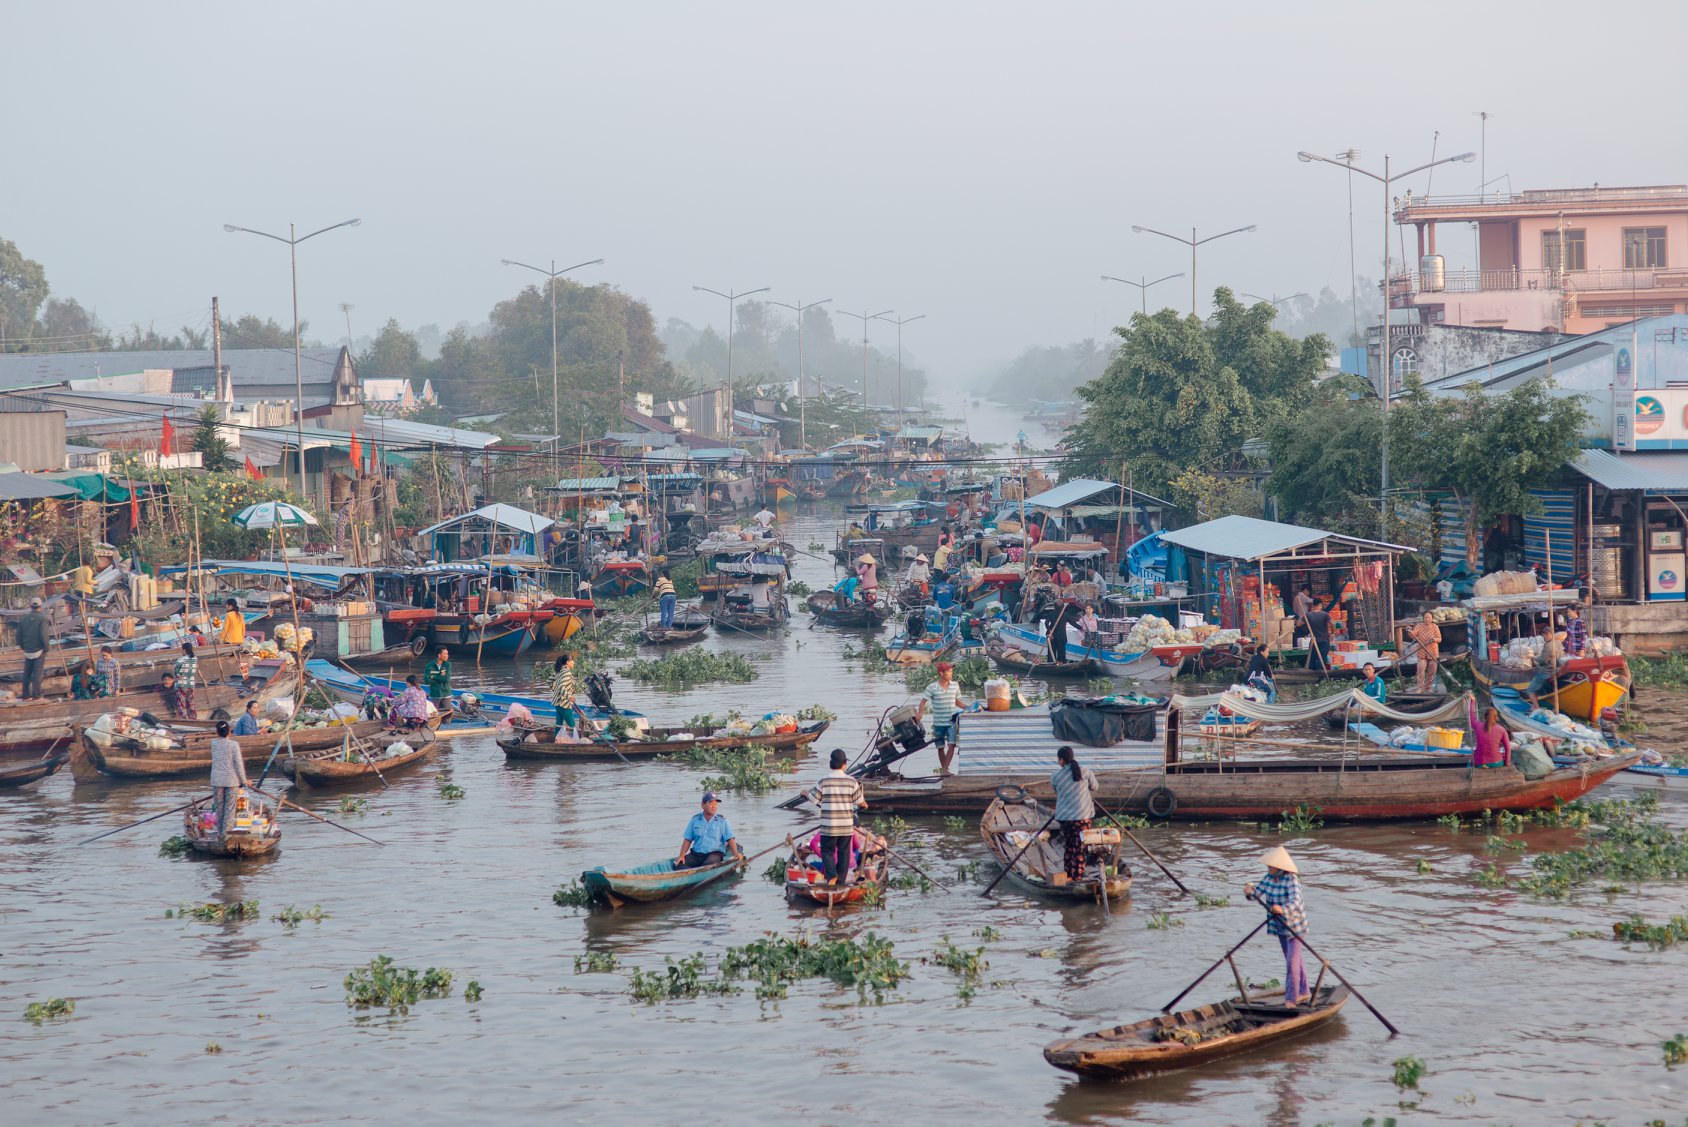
[1380, 154, 1391, 540]
[550, 267, 559, 483]
[1190, 227, 1198, 316]
[290, 223, 303, 501]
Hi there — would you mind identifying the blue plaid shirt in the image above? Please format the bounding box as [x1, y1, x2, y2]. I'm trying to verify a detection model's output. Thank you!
[1253, 871, 1308, 938]
[1565, 614, 1589, 657]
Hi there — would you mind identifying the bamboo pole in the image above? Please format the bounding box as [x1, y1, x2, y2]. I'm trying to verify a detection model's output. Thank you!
[1547, 528, 1561, 715]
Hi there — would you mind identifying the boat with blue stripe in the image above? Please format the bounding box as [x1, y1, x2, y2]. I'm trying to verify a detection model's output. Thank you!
[306, 659, 645, 731]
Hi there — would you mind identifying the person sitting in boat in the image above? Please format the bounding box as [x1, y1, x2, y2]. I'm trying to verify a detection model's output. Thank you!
[1525, 630, 1566, 709]
[805, 827, 863, 873]
[905, 607, 927, 642]
[931, 571, 957, 611]
[834, 574, 861, 605]
[394, 675, 432, 730]
[209, 719, 250, 839]
[1469, 699, 1512, 768]
[923, 662, 966, 775]
[808, 749, 868, 885]
[1244, 643, 1277, 703]
[95, 645, 121, 697]
[675, 792, 744, 869]
[551, 652, 581, 739]
[172, 642, 200, 719]
[1051, 745, 1099, 882]
[233, 699, 265, 737]
[1078, 603, 1099, 638]
[653, 570, 678, 629]
[907, 553, 931, 596]
[218, 598, 246, 646]
[158, 671, 185, 718]
[1358, 662, 1387, 706]
[70, 659, 105, 700]
[1245, 847, 1311, 1006]
[855, 553, 880, 605]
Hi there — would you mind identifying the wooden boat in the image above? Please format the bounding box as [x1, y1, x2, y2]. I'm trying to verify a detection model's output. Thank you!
[988, 642, 1094, 679]
[0, 638, 247, 687]
[1464, 590, 1628, 721]
[580, 856, 741, 908]
[859, 749, 1645, 819]
[429, 612, 536, 657]
[825, 468, 871, 497]
[76, 717, 417, 781]
[0, 751, 70, 788]
[997, 622, 1170, 681]
[782, 843, 887, 908]
[1320, 690, 1448, 729]
[1043, 985, 1350, 1080]
[712, 605, 788, 633]
[639, 608, 711, 645]
[1195, 709, 1263, 738]
[182, 791, 281, 857]
[339, 639, 429, 667]
[980, 797, 1130, 902]
[591, 559, 652, 599]
[280, 732, 439, 787]
[796, 480, 827, 502]
[806, 590, 894, 629]
[305, 659, 647, 732]
[499, 719, 829, 762]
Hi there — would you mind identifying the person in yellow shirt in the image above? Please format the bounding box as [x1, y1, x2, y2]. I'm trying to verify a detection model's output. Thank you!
[218, 599, 246, 645]
[933, 541, 953, 572]
[70, 563, 96, 597]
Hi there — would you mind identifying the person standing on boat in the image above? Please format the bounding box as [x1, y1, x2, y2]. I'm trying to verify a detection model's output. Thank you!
[1302, 599, 1332, 674]
[218, 599, 246, 646]
[95, 645, 121, 697]
[933, 537, 953, 573]
[653, 570, 677, 629]
[1469, 699, 1512, 768]
[931, 571, 957, 611]
[1563, 606, 1589, 657]
[1408, 611, 1442, 691]
[855, 553, 879, 605]
[1051, 746, 1099, 881]
[233, 699, 264, 737]
[809, 749, 868, 884]
[676, 792, 744, 868]
[1245, 847, 1311, 1006]
[209, 719, 250, 839]
[15, 596, 52, 701]
[1526, 630, 1566, 709]
[1046, 598, 1080, 663]
[424, 648, 452, 709]
[172, 642, 200, 719]
[551, 652, 580, 739]
[924, 661, 966, 775]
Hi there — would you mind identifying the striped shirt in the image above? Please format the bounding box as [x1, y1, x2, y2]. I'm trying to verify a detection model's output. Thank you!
[1253, 870, 1308, 938]
[810, 769, 865, 834]
[1050, 764, 1098, 821]
[1564, 614, 1588, 656]
[925, 679, 961, 721]
[653, 577, 676, 599]
[551, 667, 578, 708]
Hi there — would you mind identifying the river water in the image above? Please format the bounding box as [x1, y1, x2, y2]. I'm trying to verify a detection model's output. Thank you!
[4, 500, 1686, 1126]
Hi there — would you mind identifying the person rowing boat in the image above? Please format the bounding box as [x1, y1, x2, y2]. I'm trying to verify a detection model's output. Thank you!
[1244, 846, 1311, 1007]
[675, 792, 743, 868]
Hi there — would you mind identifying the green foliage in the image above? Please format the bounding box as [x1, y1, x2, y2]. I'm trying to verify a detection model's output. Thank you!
[622, 650, 758, 687]
[436, 776, 465, 801]
[668, 745, 792, 795]
[204, 1041, 222, 1054]
[718, 931, 911, 1004]
[23, 998, 74, 1024]
[1665, 1033, 1687, 1068]
[1631, 653, 1688, 689]
[762, 857, 789, 883]
[1415, 859, 1433, 875]
[943, 816, 968, 832]
[1167, 468, 1263, 521]
[1611, 914, 1688, 947]
[987, 338, 1113, 406]
[667, 557, 703, 598]
[1516, 793, 1688, 897]
[787, 579, 813, 596]
[1194, 894, 1230, 908]
[795, 703, 836, 722]
[1146, 911, 1183, 930]
[929, 939, 989, 1002]
[358, 318, 424, 382]
[1265, 381, 1385, 532]
[1391, 1055, 1427, 1091]
[573, 951, 618, 974]
[1275, 805, 1324, 833]
[463, 980, 484, 1002]
[159, 835, 191, 857]
[552, 881, 593, 908]
[629, 954, 737, 1003]
[274, 904, 328, 929]
[344, 955, 455, 1012]
[189, 404, 236, 472]
[904, 655, 990, 693]
[1475, 863, 1509, 889]
[167, 900, 261, 924]
[337, 797, 368, 816]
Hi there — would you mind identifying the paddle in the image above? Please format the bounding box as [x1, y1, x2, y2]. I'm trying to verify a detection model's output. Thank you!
[77, 795, 211, 845]
[980, 809, 1059, 898]
[738, 828, 819, 869]
[1161, 919, 1271, 1013]
[1246, 901, 1400, 1036]
[247, 784, 386, 846]
[875, 836, 953, 892]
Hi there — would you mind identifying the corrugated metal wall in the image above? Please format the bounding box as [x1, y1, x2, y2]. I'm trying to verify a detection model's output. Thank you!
[0, 411, 67, 472]
[1524, 488, 1577, 576]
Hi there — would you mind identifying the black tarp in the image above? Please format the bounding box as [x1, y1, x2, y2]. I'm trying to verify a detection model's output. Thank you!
[1049, 698, 1157, 746]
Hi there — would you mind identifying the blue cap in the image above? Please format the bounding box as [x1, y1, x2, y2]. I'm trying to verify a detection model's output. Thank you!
[701, 792, 720, 804]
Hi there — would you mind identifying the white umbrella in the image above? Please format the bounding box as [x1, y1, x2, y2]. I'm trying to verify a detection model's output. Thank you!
[231, 501, 319, 530]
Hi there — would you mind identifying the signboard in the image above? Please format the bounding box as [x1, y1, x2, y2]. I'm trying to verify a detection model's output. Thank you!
[1614, 345, 1636, 451]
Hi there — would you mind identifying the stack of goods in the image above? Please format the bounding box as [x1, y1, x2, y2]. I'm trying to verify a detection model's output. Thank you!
[1328, 640, 1385, 671]
[1473, 570, 1540, 597]
[84, 710, 179, 750]
[1524, 708, 1608, 757]
[1497, 635, 1544, 671]
[1428, 606, 1466, 624]
[272, 623, 315, 653]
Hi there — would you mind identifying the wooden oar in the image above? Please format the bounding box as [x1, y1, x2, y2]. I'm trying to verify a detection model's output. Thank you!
[1161, 919, 1270, 1013]
[875, 837, 953, 892]
[739, 828, 819, 869]
[979, 809, 1058, 898]
[247, 784, 386, 846]
[77, 795, 211, 845]
[1264, 913, 1401, 1036]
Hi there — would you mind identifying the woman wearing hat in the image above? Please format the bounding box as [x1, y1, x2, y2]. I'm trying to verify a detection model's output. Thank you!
[907, 552, 931, 597]
[855, 553, 879, 604]
[1245, 847, 1311, 1005]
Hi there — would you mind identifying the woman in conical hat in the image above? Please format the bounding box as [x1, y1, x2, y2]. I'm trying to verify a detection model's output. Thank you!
[855, 552, 879, 602]
[1244, 846, 1310, 1005]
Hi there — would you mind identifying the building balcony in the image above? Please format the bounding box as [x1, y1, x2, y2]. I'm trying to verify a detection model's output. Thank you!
[1390, 266, 1688, 300]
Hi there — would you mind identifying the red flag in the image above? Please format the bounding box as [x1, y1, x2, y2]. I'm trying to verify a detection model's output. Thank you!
[349, 431, 363, 477]
[160, 415, 175, 456]
[129, 486, 139, 531]
[245, 456, 262, 481]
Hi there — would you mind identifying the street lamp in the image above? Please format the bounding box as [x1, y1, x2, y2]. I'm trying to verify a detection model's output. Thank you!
[1101, 272, 1185, 316]
[693, 285, 770, 438]
[836, 308, 894, 411]
[1297, 147, 1476, 537]
[501, 256, 606, 472]
[1129, 224, 1257, 315]
[223, 218, 361, 499]
[770, 297, 831, 449]
[1241, 291, 1309, 307]
[872, 313, 925, 415]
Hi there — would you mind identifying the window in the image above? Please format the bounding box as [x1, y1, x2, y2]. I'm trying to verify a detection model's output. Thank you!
[1623, 226, 1667, 269]
[1542, 229, 1586, 271]
[1392, 346, 1418, 386]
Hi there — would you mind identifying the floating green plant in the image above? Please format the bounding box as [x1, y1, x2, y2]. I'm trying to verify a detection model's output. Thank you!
[344, 955, 455, 1012]
[1611, 914, 1688, 948]
[942, 816, 967, 832]
[1275, 805, 1323, 833]
[573, 951, 618, 974]
[1146, 911, 1183, 930]
[337, 797, 368, 816]
[167, 900, 261, 924]
[718, 931, 910, 1004]
[762, 857, 790, 883]
[23, 998, 74, 1024]
[159, 835, 191, 857]
[1392, 1055, 1427, 1091]
[436, 777, 465, 801]
[623, 650, 758, 688]
[1665, 1033, 1686, 1069]
[629, 954, 736, 1003]
[552, 881, 593, 908]
[1194, 894, 1230, 909]
[795, 703, 837, 722]
[274, 904, 329, 929]
[463, 981, 483, 1002]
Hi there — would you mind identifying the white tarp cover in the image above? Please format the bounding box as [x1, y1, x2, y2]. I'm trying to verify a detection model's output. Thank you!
[1167, 687, 1473, 726]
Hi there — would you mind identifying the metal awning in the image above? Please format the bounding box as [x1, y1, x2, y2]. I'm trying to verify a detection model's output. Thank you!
[158, 559, 374, 589]
[1161, 515, 1412, 561]
[0, 472, 78, 500]
[1571, 449, 1688, 494]
[418, 503, 553, 539]
[1023, 478, 1174, 512]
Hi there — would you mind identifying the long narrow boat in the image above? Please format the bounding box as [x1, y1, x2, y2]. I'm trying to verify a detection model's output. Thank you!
[580, 856, 742, 908]
[1489, 689, 1687, 787]
[996, 622, 1168, 681]
[499, 719, 829, 762]
[639, 609, 711, 645]
[0, 752, 70, 789]
[806, 591, 894, 629]
[1043, 986, 1350, 1080]
[429, 613, 535, 657]
[783, 849, 886, 908]
[280, 733, 440, 787]
[182, 792, 281, 858]
[981, 796, 1130, 902]
[74, 716, 426, 781]
[305, 659, 646, 731]
[987, 643, 1094, 679]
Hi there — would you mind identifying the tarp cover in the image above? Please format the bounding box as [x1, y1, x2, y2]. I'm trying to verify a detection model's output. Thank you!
[1049, 698, 1158, 747]
[1167, 687, 1473, 725]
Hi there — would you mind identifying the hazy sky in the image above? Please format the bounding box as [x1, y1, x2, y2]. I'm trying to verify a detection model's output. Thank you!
[10, 0, 1687, 388]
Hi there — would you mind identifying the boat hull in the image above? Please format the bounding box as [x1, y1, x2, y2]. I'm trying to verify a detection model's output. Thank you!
[500, 720, 827, 762]
[581, 858, 740, 906]
[281, 734, 439, 787]
[981, 798, 1130, 902]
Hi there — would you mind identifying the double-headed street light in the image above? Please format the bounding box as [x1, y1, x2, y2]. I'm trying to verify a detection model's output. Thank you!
[770, 297, 831, 449]
[223, 218, 361, 498]
[1297, 147, 1476, 537]
[1129, 224, 1257, 316]
[836, 308, 895, 410]
[501, 256, 606, 469]
[1101, 272, 1185, 316]
[693, 285, 770, 438]
[873, 312, 925, 415]
[1241, 291, 1309, 308]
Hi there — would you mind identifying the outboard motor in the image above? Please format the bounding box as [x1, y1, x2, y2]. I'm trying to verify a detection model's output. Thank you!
[585, 672, 615, 713]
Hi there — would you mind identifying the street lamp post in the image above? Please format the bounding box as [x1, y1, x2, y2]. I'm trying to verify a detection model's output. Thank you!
[223, 218, 362, 499]
[693, 285, 770, 438]
[1240, 291, 1309, 308]
[1101, 272, 1185, 316]
[501, 256, 606, 475]
[770, 297, 831, 449]
[1297, 147, 1476, 537]
[836, 308, 894, 411]
[1129, 224, 1258, 316]
[873, 313, 925, 415]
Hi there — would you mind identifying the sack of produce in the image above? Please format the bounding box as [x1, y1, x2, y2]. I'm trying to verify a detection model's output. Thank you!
[1512, 739, 1556, 780]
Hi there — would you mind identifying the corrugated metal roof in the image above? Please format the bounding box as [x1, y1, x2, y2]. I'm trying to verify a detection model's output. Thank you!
[1571, 449, 1688, 493]
[418, 503, 553, 538]
[1160, 514, 1411, 559]
[1023, 478, 1176, 511]
[0, 472, 78, 500]
[896, 425, 943, 440]
[553, 476, 621, 492]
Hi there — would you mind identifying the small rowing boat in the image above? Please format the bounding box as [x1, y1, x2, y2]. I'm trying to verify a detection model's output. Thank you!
[182, 790, 281, 858]
[0, 751, 70, 789]
[499, 719, 829, 762]
[1320, 690, 1449, 729]
[806, 590, 894, 629]
[639, 609, 711, 645]
[980, 796, 1130, 903]
[987, 643, 1094, 679]
[280, 733, 439, 787]
[580, 856, 742, 908]
[783, 847, 887, 908]
[1043, 985, 1350, 1080]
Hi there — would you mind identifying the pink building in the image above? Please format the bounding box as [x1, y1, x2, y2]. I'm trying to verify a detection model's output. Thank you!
[1391, 185, 1688, 333]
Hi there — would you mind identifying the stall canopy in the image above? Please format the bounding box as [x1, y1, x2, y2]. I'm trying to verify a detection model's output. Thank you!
[1160, 515, 1410, 562]
[1571, 449, 1688, 494]
[551, 476, 622, 494]
[159, 559, 374, 590]
[1023, 478, 1174, 513]
[0, 472, 78, 501]
[418, 503, 554, 562]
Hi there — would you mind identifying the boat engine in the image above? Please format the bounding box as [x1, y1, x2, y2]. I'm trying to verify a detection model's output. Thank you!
[585, 672, 615, 713]
[861, 701, 928, 777]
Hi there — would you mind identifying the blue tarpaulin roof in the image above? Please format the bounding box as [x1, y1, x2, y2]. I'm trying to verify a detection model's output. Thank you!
[158, 559, 374, 589]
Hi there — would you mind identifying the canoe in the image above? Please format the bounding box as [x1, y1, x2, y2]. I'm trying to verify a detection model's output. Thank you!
[0, 752, 70, 788]
[1320, 690, 1448, 729]
[499, 719, 829, 762]
[580, 856, 741, 908]
[304, 659, 646, 732]
[988, 643, 1094, 679]
[782, 847, 887, 908]
[882, 632, 956, 665]
[712, 607, 788, 633]
[859, 750, 1645, 819]
[182, 792, 281, 858]
[75, 716, 434, 781]
[806, 591, 894, 629]
[1043, 985, 1350, 1080]
[280, 733, 439, 787]
[638, 622, 710, 644]
[980, 797, 1130, 902]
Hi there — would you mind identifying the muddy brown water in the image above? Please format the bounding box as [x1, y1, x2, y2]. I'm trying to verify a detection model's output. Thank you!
[3, 504, 1685, 1125]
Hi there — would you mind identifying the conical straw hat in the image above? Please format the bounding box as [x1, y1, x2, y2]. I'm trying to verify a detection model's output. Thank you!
[1260, 845, 1298, 874]
[856, 553, 877, 565]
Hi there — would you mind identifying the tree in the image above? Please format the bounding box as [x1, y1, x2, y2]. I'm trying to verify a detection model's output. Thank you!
[987, 339, 1113, 406]
[219, 313, 301, 350]
[189, 404, 235, 472]
[1167, 468, 1263, 521]
[1388, 377, 1589, 563]
[0, 237, 50, 350]
[358, 318, 423, 377]
[1265, 376, 1385, 536]
[37, 297, 108, 351]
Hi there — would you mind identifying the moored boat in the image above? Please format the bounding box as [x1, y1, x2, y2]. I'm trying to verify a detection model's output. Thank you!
[987, 642, 1094, 679]
[499, 719, 828, 762]
[280, 732, 439, 787]
[73, 714, 414, 782]
[580, 856, 741, 908]
[806, 590, 894, 629]
[0, 751, 70, 788]
[981, 796, 1130, 902]
[182, 790, 281, 857]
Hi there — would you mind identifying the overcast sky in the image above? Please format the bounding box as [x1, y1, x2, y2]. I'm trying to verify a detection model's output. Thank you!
[10, 0, 1687, 388]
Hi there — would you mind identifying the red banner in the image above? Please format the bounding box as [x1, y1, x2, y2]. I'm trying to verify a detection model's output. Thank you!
[160, 415, 175, 456]
[245, 456, 262, 481]
[349, 431, 363, 476]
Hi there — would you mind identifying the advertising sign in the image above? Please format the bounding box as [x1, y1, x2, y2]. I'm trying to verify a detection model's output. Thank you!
[1615, 345, 1636, 452]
